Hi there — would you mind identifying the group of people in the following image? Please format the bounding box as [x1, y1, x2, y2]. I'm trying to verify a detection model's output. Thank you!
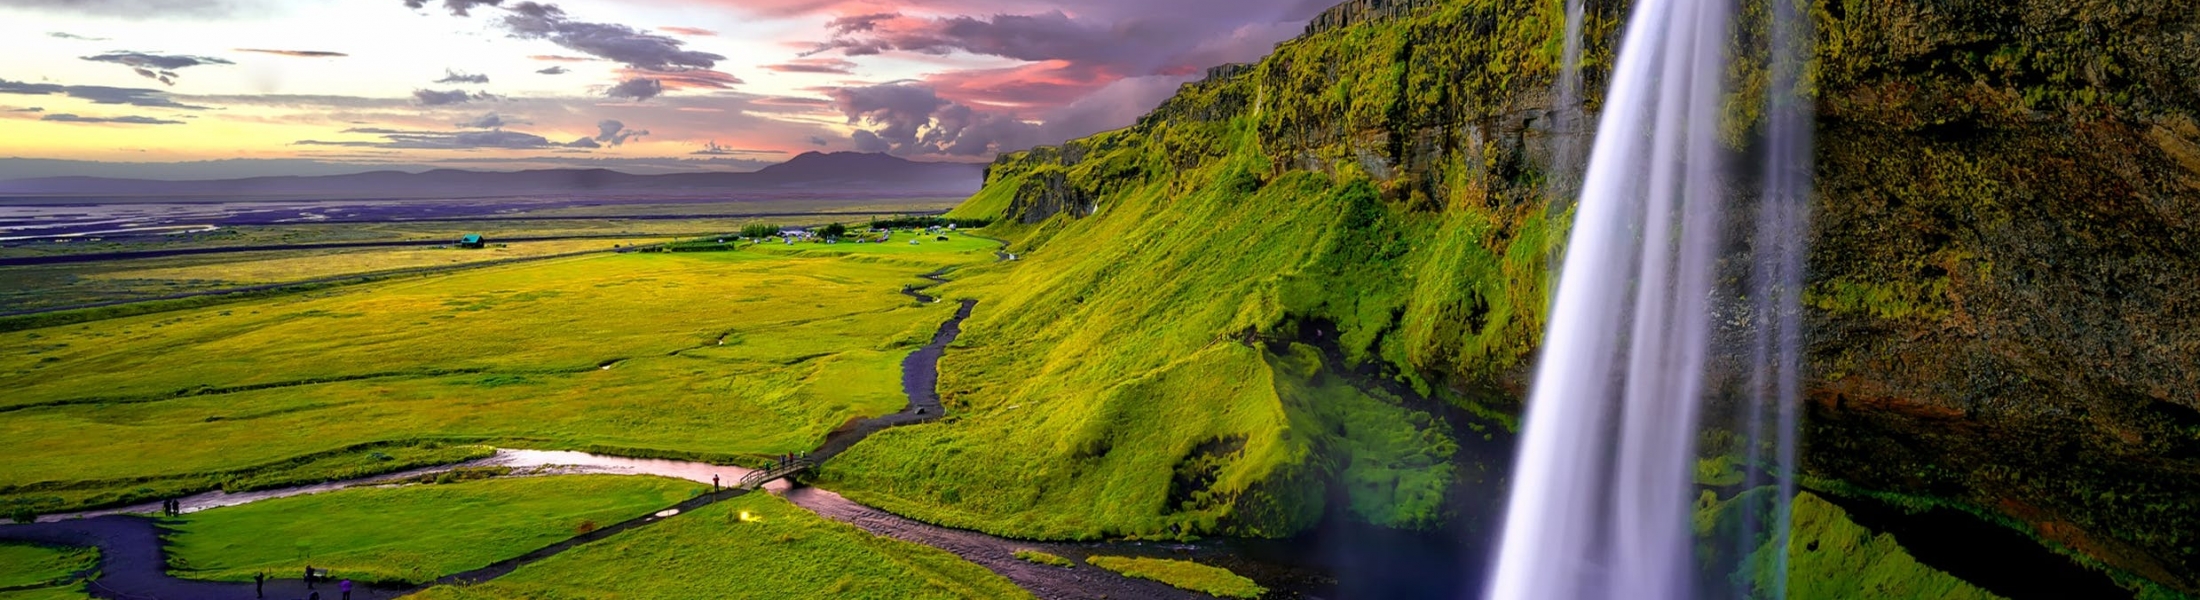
[272, 566, 352, 600]
[158, 498, 183, 516]
[775, 452, 806, 470]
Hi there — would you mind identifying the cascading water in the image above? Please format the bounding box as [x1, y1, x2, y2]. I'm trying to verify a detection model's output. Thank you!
[1487, 0, 1813, 597]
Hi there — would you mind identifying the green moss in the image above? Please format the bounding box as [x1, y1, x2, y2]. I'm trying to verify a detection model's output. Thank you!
[1012, 549, 1075, 567]
[1086, 555, 1266, 599]
[1759, 493, 2003, 600]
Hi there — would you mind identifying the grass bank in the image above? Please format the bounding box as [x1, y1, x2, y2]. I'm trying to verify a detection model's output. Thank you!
[165, 475, 700, 585]
[1085, 556, 1265, 599]
[411, 493, 1032, 600]
[0, 543, 95, 590]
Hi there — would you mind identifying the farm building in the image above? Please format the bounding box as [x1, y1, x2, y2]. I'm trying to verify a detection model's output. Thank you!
[458, 234, 485, 249]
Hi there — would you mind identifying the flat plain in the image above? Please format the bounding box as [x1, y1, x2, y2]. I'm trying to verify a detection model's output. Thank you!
[0, 234, 997, 515]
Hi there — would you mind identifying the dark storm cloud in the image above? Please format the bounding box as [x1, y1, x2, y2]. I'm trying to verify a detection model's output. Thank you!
[457, 112, 519, 128]
[536, 66, 569, 75]
[809, 11, 1115, 62]
[828, 82, 946, 150]
[296, 128, 559, 149]
[434, 69, 490, 84]
[412, 88, 494, 105]
[235, 49, 349, 57]
[0, 78, 209, 109]
[402, 0, 503, 16]
[592, 119, 646, 146]
[82, 52, 234, 85]
[48, 32, 110, 41]
[825, 12, 898, 33]
[764, 58, 856, 75]
[828, 82, 1040, 157]
[605, 78, 662, 101]
[499, 2, 725, 71]
[41, 113, 186, 125]
[792, 0, 1336, 154]
[617, 68, 739, 90]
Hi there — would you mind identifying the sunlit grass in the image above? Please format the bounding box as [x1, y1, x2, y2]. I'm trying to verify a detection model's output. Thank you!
[83, 238, 668, 285]
[167, 475, 700, 585]
[1013, 549, 1074, 567]
[410, 493, 1032, 600]
[0, 543, 94, 590]
[1, 244, 991, 515]
[822, 140, 1468, 541]
[1086, 555, 1265, 599]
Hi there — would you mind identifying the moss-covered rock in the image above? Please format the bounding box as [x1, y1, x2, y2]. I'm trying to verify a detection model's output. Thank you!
[932, 0, 2198, 592]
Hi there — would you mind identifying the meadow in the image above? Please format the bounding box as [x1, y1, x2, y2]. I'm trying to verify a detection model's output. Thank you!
[80, 237, 670, 286]
[167, 475, 700, 585]
[1084, 556, 1265, 599]
[411, 493, 1033, 600]
[822, 141, 1479, 541]
[0, 543, 94, 592]
[0, 237, 998, 515]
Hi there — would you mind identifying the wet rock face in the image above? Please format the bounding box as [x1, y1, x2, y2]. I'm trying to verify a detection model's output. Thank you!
[976, 0, 2200, 590]
[1302, 0, 1443, 36]
[1803, 0, 2200, 590]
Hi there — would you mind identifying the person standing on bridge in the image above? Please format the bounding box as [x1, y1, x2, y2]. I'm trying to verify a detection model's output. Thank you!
[340, 578, 353, 600]
[254, 572, 265, 598]
[305, 565, 315, 589]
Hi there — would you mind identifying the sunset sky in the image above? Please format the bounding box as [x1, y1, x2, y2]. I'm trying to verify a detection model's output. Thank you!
[0, 0, 1334, 178]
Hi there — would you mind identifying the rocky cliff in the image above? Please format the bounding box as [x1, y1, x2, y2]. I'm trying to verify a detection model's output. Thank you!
[957, 0, 2200, 593]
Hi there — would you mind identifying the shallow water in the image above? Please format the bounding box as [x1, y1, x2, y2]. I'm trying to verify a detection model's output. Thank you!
[38, 448, 780, 523]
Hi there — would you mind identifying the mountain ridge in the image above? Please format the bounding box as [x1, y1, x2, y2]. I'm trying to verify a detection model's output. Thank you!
[0, 152, 984, 199]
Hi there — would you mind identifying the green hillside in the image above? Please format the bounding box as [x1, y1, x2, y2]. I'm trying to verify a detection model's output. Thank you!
[830, 0, 2200, 595]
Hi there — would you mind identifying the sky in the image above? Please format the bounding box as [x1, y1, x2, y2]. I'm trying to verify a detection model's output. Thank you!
[0, 0, 1336, 178]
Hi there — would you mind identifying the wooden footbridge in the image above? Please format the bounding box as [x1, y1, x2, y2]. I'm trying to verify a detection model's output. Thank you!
[737, 457, 816, 490]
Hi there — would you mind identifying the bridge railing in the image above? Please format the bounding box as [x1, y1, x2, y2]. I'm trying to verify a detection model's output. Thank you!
[736, 458, 816, 490]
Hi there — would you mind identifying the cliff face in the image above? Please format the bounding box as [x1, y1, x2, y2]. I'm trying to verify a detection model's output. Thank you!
[959, 0, 2200, 592]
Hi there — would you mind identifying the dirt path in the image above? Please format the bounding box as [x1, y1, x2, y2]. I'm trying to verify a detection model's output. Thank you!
[784, 487, 1207, 600]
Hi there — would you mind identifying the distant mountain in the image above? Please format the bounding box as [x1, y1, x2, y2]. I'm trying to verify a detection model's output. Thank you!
[0, 152, 983, 200]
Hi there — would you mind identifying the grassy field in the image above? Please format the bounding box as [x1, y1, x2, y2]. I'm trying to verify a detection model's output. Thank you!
[166, 475, 700, 585]
[411, 493, 1033, 600]
[0, 214, 879, 313]
[81, 238, 669, 285]
[0, 543, 95, 590]
[1085, 556, 1265, 599]
[0, 241, 992, 515]
[820, 151, 1474, 540]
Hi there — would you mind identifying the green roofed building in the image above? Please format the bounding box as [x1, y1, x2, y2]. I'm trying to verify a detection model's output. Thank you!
[459, 234, 484, 249]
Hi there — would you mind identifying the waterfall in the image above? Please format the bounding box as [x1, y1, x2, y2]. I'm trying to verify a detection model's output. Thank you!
[1488, 0, 1813, 596]
[1544, 0, 1587, 295]
[1734, 0, 1814, 595]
